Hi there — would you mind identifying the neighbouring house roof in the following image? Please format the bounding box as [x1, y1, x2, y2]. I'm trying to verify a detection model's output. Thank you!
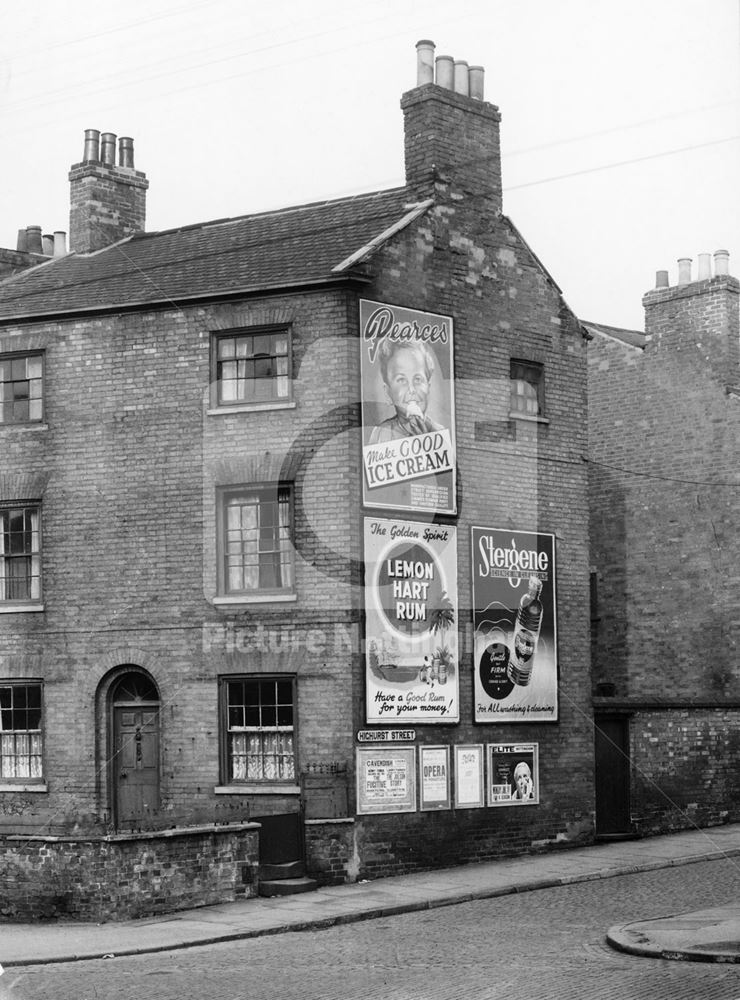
[0, 188, 431, 322]
[583, 320, 646, 349]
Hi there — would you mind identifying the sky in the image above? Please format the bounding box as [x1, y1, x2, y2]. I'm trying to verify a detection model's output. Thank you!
[1, 0, 738, 331]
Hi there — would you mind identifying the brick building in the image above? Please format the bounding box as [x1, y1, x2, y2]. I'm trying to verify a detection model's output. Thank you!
[0, 42, 594, 920]
[587, 252, 740, 838]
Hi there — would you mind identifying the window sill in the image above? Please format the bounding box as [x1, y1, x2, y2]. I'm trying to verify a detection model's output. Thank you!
[213, 593, 297, 607]
[214, 784, 301, 796]
[0, 783, 47, 793]
[0, 603, 44, 614]
[207, 401, 296, 416]
[508, 412, 550, 425]
[0, 422, 48, 432]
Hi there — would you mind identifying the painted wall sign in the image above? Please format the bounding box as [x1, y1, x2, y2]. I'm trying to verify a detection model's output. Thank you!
[360, 299, 457, 515]
[419, 744, 451, 811]
[454, 744, 485, 808]
[471, 527, 558, 723]
[356, 729, 417, 743]
[364, 517, 459, 724]
[356, 747, 416, 814]
[487, 743, 540, 806]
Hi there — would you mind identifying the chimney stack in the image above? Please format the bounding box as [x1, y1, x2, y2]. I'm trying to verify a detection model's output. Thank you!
[644, 249, 740, 381]
[402, 40, 500, 207]
[68, 128, 149, 253]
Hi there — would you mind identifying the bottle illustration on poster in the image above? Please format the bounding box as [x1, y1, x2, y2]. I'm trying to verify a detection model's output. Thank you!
[471, 528, 558, 724]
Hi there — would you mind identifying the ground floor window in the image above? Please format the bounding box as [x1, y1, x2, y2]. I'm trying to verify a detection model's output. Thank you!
[222, 676, 295, 782]
[0, 682, 43, 779]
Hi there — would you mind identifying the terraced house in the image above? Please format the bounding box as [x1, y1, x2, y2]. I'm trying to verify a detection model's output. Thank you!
[0, 42, 594, 920]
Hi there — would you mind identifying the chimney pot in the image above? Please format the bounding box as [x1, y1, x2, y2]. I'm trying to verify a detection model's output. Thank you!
[453, 60, 469, 96]
[416, 40, 435, 86]
[656, 270, 669, 288]
[25, 226, 43, 254]
[677, 257, 692, 285]
[53, 231, 67, 257]
[435, 55, 454, 90]
[42, 234, 54, 256]
[697, 253, 712, 280]
[119, 136, 135, 168]
[100, 132, 117, 166]
[16, 229, 28, 252]
[83, 129, 100, 163]
[469, 65, 485, 100]
[714, 249, 730, 276]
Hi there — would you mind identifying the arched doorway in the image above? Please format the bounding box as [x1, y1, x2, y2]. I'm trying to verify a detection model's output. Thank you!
[109, 670, 161, 830]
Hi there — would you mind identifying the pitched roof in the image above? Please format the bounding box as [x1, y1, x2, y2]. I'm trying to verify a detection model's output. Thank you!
[0, 188, 428, 322]
[582, 319, 646, 349]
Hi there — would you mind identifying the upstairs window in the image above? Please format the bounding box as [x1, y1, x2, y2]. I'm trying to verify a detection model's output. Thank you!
[0, 682, 43, 780]
[0, 353, 43, 424]
[220, 486, 294, 596]
[222, 677, 296, 783]
[0, 505, 42, 603]
[510, 359, 545, 418]
[214, 328, 291, 406]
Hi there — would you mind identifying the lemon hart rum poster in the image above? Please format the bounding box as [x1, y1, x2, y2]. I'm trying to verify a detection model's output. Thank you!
[364, 517, 459, 724]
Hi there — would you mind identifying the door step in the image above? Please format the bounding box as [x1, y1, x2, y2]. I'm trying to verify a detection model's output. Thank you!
[259, 860, 306, 881]
[258, 875, 319, 898]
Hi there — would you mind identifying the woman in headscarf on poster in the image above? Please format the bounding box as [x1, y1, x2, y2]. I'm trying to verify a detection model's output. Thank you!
[512, 761, 534, 800]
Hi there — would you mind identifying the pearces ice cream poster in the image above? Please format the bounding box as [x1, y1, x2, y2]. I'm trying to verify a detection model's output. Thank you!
[360, 299, 456, 515]
[364, 517, 459, 724]
[472, 527, 558, 724]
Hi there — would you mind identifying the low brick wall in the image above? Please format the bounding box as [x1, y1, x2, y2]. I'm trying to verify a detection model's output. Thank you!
[305, 818, 355, 885]
[0, 822, 260, 922]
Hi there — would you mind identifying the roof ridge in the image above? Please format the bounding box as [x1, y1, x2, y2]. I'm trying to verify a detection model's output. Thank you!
[134, 186, 410, 242]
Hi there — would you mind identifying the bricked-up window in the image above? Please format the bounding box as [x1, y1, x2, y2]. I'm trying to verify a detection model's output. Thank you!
[0, 353, 43, 424]
[222, 677, 296, 782]
[0, 505, 41, 602]
[510, 359, 545, 417]
[0, 683, 43, 780]
[214, 328, 291, 406]
[220, 486, 294, 595]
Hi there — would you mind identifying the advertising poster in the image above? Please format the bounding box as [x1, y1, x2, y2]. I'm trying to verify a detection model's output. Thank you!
[454, 744, 485, 809]
[471, 527, 558, 723]
[360, 299, 457, 515]
[365, 517, 459, 724]
[487, 743, 539, 806]
[419, 745, 451, 811]
[356, 747, 416, 815]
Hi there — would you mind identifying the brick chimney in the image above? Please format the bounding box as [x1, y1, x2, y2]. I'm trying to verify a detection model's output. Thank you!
[643, 251, 740, 383]
[69, 130, 149, 253]
[401, 40, 501, 209]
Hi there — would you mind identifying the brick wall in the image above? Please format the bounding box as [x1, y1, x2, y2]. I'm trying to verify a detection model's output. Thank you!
[0, 823, 259, 922]
[589, 277, 740, 700]
[631, 709, 740, 833]
[340, 85, 594, 866]
[589, 271, 740, 835]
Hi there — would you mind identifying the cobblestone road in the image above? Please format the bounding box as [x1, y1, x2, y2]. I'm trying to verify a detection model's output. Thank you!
[7, 857, 740, 1000]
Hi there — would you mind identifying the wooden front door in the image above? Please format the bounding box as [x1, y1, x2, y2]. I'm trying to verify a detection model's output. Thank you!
[594, 715, 631, 837]
[113, 705, 160, 828]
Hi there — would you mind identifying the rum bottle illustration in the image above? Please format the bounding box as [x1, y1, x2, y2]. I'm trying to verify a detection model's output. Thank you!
[507, 576, 543, 687]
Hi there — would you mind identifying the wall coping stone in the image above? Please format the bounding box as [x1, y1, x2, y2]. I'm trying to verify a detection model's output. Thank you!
[1, 821, 259, 844]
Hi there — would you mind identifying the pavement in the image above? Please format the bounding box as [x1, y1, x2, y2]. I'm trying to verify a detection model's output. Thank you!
[4, 823, 740, 968]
